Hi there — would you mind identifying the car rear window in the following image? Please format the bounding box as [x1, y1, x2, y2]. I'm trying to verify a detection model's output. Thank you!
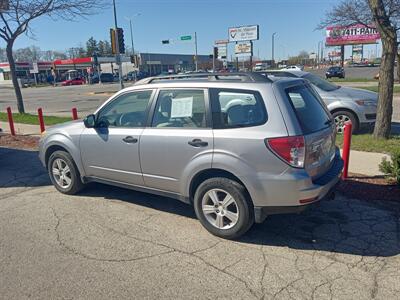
[210, 88, 267, 129]
[285, 84, 331, 134]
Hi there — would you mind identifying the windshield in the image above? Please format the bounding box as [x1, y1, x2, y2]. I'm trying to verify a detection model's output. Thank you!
[302, 73, 339, 92]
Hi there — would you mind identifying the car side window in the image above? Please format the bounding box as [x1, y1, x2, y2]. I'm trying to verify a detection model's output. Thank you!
[152, 89, 207, 128]
[97, 90, 153, 128]
[210, 89, 267, 129]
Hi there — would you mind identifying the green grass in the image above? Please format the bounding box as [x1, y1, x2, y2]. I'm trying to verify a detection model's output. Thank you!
[328, 77, 376, 83]
[0, 112, 71, 126]
[336, 134, 400, 154]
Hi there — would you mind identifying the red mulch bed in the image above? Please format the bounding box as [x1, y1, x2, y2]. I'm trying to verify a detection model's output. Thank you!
[337, 173, 400, 202]
[0, 134, 39, 150]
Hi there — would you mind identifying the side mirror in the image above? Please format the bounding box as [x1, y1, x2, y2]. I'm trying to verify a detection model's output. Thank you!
[84, 114, 96, 128]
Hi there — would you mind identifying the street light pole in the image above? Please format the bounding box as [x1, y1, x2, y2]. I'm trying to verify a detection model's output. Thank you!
[318, 41, 323, 67]
[194, 32, 198, 71]
[272, 32, 277, 68]
[126, 13, 141, 56]
[129, 19, 134, 55]
[112, 0, 124, 89]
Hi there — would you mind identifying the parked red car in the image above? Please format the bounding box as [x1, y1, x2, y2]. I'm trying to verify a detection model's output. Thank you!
[61, 77, 85, 86]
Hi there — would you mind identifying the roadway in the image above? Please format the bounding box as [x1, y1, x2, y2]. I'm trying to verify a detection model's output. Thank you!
[1, 147, 399, 299]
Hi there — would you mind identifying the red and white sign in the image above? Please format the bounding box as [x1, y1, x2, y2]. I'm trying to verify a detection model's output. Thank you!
[215, 39, 229, 45]
[326, 24, 380, 46]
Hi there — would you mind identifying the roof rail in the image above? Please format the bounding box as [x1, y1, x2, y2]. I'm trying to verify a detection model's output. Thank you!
[136, 72, 272, 84]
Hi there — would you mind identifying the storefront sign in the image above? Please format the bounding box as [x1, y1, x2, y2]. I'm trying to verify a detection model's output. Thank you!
[326, 24, 380, 46]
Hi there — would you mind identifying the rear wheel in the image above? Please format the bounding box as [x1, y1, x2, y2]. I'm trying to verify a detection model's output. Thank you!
[48, 150, 84, 195]
[332, 110, 358, 134]
[193, 177, 254, 239]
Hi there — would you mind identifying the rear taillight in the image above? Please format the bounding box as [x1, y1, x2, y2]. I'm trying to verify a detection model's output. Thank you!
[266, 136, 305, 168]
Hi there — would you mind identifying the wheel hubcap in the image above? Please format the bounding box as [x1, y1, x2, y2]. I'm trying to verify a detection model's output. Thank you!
[201, 189, 239, 230]
[52, 158, 72, 189]
[334, 115, 351, 134]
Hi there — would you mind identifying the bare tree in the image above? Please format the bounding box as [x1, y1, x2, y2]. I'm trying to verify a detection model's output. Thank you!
[319, 0, 400, 139]
[0, 0, 106, 113]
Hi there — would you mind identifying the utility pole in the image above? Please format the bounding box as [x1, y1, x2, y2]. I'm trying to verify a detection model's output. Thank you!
[129, 19, 135, 55]
[194, 32, 198, 71]
[272, 32, 277, 68]
[212, 47, 215, 72]
[112, 0, 124, 89]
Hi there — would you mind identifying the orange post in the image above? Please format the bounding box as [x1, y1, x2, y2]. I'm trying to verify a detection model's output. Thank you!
[341, 122, 352, 180]
[6, 107, 16, 136]
[72, 107, 78, 120]
[37, 108, 45, 133]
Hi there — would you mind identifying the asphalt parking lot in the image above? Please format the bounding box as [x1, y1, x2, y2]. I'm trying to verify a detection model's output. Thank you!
[1, 147, 399, 299]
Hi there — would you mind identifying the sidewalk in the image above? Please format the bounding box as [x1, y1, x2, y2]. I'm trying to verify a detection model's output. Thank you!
[0, 121, 44, 136]
[1, 121, 390, 176]
[341, 149, 389, 176]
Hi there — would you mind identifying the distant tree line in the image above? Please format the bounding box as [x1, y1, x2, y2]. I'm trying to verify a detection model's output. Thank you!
[0, 37, 116, 63]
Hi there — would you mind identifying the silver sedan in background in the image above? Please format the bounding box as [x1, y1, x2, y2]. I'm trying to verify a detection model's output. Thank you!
[260, 70, 378, 133]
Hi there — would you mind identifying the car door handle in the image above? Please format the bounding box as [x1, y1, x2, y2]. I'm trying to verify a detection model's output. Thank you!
[188, 139, 208, 147]
[122, 136, 138, 144]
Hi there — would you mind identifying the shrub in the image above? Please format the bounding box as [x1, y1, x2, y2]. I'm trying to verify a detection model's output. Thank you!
[379, 149, 400, 185]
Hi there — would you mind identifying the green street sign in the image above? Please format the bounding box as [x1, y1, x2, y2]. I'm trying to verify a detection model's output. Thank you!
[180, 35, 192, 41]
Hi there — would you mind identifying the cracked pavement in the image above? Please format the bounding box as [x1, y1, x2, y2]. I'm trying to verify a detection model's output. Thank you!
[1, 147, 399, 299]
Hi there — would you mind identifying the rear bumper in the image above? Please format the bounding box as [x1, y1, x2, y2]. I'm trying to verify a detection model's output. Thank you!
[253, 152, 343, 223]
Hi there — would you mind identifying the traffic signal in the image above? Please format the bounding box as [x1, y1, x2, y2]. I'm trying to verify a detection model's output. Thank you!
[110, 28, 117, 54]
[93, 52, 98, 66]
[110, 28, 125, 54]
[117, 28, 125, 54]
[162, 40, 170, 44]
[130, 54, 139, 66]
[213, 47, 218, 58]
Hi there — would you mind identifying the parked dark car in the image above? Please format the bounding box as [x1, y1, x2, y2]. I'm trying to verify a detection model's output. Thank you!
[90, 73, 115, 83]
[326, 66, 345, 79]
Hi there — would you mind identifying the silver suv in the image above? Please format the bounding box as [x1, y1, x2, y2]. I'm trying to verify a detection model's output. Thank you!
[39, 73, 343, 239]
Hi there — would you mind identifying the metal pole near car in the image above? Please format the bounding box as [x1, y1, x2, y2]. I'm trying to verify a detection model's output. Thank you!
[194, 32, 198, 71]
[272, 32, 277, 68]
[112, 0, 124, 89]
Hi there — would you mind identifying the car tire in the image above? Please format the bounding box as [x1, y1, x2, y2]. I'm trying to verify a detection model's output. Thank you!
[193, 177, 254, 239]
[48, 150, 85, 195]
[332, 110, 359, 134]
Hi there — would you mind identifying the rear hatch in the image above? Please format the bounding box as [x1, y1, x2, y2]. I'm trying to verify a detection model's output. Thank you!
[284, 82, 337, 180]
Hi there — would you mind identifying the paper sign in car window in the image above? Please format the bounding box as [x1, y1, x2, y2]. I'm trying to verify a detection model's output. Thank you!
[170, 97, 193, 118]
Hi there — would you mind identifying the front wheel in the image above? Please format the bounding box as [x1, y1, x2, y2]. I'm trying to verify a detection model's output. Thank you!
[48, 150, 85, 195]
[332, 110, 358, 134]
[193, 178, 254, 239]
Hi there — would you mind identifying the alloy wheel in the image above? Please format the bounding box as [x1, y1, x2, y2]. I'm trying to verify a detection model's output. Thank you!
[201, 189, 239, 230]
[52, 158, 72, 189]
[334, 114, 351, 134]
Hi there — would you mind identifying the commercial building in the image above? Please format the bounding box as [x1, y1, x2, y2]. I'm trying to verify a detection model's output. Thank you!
[137, 53, 213, 75]
[0, 52, 214, 86]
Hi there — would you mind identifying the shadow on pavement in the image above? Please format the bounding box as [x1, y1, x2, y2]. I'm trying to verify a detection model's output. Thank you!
[80, 183, 197, 220]
[81, 183, 400, 258]
[240, 196, 400, 257]
[0, 147, 50, 188]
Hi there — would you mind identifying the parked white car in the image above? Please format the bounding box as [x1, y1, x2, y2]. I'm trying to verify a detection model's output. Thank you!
[281, 65, 304, 71]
